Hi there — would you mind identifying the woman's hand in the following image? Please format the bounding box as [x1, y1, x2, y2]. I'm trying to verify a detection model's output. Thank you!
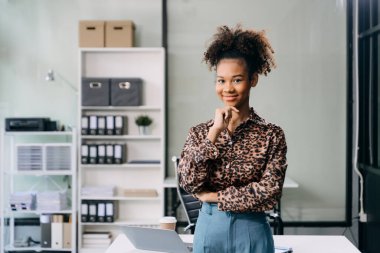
[207, 106, 239, 143]
[195, 192, 218, 203]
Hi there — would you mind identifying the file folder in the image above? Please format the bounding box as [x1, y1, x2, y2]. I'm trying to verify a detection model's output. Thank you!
[81, 201, 89, 222]
[40, 214, 52, 248]
[97, 202, 106, 222]
[89, 145, 97, 164]
[105, 201, 115, 222]
[81, 145, 89, 164]
[106, 144, 114, 164]
[106, 115, 115, 135]
[89, 201, 97, 222]
[89, 115, 98, 135]
[97, 145, 106, 164]
[97, 116, 106, 135]
[81, 116, 89, 135]
[63, 221, 72, 248]
[114, 144, 125, 164]
[51, 214, 63, 249]
[115, 116, 125, 135]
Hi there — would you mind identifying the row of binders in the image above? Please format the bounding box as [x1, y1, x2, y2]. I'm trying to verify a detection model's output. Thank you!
[81, 200, 118, 223]
[81, 144, 126, 164]
[82, 115, 126, 135]
[40, 214, 72, 249]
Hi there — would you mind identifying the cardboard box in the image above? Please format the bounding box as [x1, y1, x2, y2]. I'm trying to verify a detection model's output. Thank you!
[79, 21, 105, 47]
[105, 20, 135, 47]
[123, 189, 158, 197]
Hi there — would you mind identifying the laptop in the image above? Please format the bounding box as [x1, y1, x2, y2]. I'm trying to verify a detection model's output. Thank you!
[123, 226, 192, 253]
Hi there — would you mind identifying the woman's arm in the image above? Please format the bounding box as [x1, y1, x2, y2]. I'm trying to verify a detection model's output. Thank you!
[178, 106, 239, 195]
[177, 126, 219, 194]
[217, 126, 288, 212]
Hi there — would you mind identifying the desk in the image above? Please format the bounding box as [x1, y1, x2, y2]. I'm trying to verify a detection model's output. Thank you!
[107, 234, 360, 253]
[283, 177, 299, 188]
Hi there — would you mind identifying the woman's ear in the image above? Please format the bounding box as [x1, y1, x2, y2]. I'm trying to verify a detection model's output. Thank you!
[251, 73, 259, 87]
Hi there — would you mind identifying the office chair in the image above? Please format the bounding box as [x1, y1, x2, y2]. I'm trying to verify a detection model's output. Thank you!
[173, 156, 201, 234]
[172, 156, 284, 235]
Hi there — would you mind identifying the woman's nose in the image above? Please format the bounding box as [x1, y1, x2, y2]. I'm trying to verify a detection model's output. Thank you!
[223, 82, 234, 92]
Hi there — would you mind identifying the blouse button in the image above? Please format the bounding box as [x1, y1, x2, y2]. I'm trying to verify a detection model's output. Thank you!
[226, 164, 230, 169]
[228, 141, 233, 145]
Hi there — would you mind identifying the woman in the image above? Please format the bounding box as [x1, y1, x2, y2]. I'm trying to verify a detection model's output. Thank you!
[177, 25, 288, 253]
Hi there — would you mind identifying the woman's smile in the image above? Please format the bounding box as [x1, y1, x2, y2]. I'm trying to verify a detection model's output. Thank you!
[222, 95, 238, 101]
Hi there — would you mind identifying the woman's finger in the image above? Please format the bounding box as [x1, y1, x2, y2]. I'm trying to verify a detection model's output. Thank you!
[230, 106, 239, 113]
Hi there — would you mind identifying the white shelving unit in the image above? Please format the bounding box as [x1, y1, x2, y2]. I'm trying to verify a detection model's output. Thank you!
[0, 129, 77, 253]
[78, 48, 166, 253]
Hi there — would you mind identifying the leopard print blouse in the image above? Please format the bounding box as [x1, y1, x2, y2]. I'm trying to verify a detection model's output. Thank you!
[178, 108, 288, 213]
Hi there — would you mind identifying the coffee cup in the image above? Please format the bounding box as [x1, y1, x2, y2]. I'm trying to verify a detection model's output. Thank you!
[159, 216, 177, 230]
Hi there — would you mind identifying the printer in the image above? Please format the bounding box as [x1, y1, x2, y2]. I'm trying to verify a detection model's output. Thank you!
[5, 118, 58, 131]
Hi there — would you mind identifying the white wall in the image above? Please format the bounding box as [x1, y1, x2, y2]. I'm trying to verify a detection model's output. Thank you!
[0, 0, 350, 224]
[167, 0, 347, 223]
[0, 0, 162, 128]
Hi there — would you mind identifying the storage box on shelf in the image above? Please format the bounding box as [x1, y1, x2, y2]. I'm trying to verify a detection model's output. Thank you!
[79, 21, 105, 48]
[105, 20, 135, 47]
[79, 20, 135, 48]
[0, 129, 77, 253]
[79, 48, 165, 253]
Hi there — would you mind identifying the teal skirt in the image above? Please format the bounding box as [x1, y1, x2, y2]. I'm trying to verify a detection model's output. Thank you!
[193, 202, 274, 253]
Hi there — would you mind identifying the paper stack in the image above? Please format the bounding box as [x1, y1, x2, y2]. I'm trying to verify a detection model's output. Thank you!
[37, 191, 68, 211]
[9, 192, 36, 211]
[82, 186, 116, 197]
[82, 231, 112, 249]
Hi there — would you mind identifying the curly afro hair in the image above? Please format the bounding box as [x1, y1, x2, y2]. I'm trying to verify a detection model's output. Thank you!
[203, 25, 276, 77]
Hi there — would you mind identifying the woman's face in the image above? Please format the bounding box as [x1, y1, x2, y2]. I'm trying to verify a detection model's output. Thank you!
[215, 58, 256, 109]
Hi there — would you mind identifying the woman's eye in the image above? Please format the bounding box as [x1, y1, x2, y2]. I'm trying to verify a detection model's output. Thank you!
[233, 79, 242, 84]
[216, 79, 224, 84]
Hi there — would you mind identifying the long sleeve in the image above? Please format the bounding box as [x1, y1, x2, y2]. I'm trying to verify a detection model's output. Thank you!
[217, 126, 288, 212]
[177, 125, 219, 194]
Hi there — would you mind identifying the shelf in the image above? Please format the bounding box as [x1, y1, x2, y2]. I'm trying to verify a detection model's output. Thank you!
[80, 47, 164, 53]
[1, 128, 77, 253]
[80, 196, 160, 201]
[78, 48, 165, 253]
[81, 163, 161, 169]
[5, 245, 72, 252]
[81, 106, 161, 111]
[81, 135, 161, 140]
[5, 210, 74, 215]
[4, 131, 73, 136]
[81, 219, 159, 226]
[5, 170, 74, 176]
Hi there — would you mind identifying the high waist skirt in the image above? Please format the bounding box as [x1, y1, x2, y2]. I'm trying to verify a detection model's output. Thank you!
[193, 202, 274, 253]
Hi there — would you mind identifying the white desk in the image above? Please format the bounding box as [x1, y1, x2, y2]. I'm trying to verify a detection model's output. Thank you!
[107, 234, 360, 253]
[283, 177, 299, 188]
[272, 235, 361, 253]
